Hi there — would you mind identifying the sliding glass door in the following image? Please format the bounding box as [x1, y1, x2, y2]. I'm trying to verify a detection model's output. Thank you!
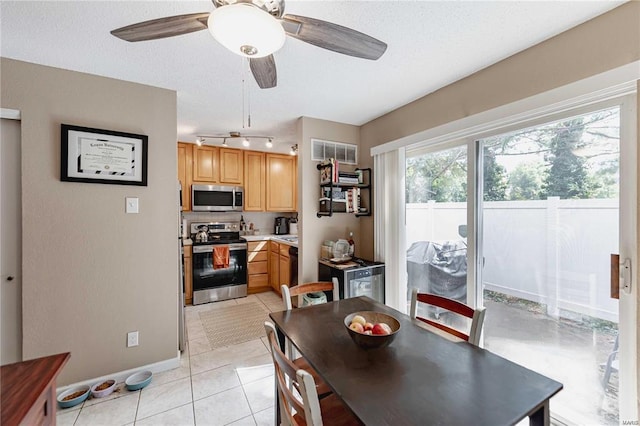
[404, 96, 636, 424]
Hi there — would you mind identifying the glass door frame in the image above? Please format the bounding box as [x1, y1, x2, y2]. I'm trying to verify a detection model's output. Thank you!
[470, 94, 637, 421]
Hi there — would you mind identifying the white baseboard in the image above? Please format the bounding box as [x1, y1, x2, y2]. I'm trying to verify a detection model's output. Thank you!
[56, 352, 182, 393]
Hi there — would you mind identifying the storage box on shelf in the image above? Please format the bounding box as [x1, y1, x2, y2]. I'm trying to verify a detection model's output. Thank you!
[317, 160, 371, 217]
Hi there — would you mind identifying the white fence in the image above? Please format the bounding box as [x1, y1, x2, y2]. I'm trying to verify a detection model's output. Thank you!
[406, 198, 619, 322]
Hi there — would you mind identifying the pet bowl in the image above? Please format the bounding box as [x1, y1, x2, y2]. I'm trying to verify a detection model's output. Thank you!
[344, 311, 401, 349]
[57, 385, 90, 409]
[90, 379, 116, 398]
[125, 371, 152, 391]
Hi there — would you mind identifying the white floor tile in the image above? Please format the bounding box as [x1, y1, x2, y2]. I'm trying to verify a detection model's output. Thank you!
[135, 402, 195, 426]
[188, 336, 213, 356]
[136, 376, 192, 420]
[234, 353, 274, 385]
[242, 375, 275, 414]
[56, 406, 80, 426]
[191, 364, 241, 401]
[151, 362, 191, 388]
[253, 407, 275, 426]
[191, 339, 268, 375]
[227, 414, 257, 425]
[74, 393, 139, 426]
[193, 387, 252, 426]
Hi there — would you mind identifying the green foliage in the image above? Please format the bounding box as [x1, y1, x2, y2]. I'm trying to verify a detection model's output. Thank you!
[406, 147, 467, 203]
[483, 150, 507, 201]
[507, 162, 544, 200]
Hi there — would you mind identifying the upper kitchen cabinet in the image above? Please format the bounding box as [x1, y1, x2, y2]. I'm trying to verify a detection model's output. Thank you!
[219, 148, 244, 184]
[177, 142, 193, 211]
[193, 145, 219, 183]
[266, 153, 297, 212]
[244, 151, 266, 211]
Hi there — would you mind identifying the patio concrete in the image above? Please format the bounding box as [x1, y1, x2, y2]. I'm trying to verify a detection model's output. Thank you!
[482, 295, 618, 425]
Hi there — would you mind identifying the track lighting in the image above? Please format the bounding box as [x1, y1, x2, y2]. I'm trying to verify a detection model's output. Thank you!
[195, 132, 275, 149]
[290, 144, 298, 156]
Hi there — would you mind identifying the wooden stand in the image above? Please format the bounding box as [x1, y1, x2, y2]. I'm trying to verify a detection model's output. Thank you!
[1, 352, 70, 426]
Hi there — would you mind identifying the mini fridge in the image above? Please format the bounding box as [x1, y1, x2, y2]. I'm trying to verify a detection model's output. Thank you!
[318, 260, 385, 303]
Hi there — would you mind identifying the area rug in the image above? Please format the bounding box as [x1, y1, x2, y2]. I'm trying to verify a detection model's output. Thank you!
[199, 302, 271, 349]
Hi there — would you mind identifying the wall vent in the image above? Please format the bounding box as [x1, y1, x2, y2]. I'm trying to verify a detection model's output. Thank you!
[311, 139, 357, 164]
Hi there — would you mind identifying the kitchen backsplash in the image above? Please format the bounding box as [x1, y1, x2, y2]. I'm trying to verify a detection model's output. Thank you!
[182, 211, 296, 236]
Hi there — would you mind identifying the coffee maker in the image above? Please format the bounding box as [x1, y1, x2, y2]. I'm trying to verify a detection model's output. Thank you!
[274, 217, 288, 235]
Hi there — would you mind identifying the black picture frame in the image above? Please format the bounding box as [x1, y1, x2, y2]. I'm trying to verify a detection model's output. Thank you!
[61, 124, 148, 186]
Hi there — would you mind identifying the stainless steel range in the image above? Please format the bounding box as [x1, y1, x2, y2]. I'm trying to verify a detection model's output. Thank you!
[189, 221, 247, 305]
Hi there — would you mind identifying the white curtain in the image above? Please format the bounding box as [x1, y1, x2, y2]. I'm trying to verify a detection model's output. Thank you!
[374, 148, 406, 312]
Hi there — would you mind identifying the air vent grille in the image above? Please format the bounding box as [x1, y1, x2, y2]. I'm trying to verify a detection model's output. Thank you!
[311, 139, 357, 164]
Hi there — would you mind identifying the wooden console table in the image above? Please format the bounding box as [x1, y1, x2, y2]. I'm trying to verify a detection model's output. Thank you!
[1, 352, 70, 426]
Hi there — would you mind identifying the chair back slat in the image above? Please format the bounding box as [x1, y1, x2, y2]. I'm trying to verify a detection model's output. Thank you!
[410, 288, 486, 346]
[265, 321, 316, 425]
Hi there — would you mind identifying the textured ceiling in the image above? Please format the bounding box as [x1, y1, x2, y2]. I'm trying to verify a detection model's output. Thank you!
[0, 1, 625, 153]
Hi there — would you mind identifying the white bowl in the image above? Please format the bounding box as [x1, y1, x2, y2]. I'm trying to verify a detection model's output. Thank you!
[125, 371, 152, 391]
[90, 379, 116, 398]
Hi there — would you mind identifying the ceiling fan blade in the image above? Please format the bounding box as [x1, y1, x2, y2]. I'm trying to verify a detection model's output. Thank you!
[281, 14, 387, 60]
[250, 55, 277, 89]
[111, 13, 210, 42]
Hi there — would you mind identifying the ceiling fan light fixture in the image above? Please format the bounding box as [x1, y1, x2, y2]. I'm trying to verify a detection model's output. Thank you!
[242, 137, 250, 147]
[208, 4, 286, 58]
[290, 144, 298, 156]
[265, 138, 273, 148]
[196, 137, 204, 146]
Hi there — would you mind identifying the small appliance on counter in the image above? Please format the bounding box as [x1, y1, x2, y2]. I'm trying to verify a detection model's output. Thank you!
[274, 217, 288, 235]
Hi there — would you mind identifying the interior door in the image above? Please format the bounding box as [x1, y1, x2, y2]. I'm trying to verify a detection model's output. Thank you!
[1, 117, 22, 365]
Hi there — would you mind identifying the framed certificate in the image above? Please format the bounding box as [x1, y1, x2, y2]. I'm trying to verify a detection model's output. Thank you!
[61, 124, 148, 186]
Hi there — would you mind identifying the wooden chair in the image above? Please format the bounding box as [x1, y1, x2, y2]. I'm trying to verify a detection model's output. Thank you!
[280, 280, 339, 398]
[264, 321, 359, 426]
[409, 288, 486, 346]
[281, 279, 340, 311]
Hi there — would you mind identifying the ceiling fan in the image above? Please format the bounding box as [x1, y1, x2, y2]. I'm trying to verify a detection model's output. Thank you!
[111, 0, 387, 89]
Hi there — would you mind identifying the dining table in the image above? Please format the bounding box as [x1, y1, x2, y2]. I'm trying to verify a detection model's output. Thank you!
[269, 296, 563, 426]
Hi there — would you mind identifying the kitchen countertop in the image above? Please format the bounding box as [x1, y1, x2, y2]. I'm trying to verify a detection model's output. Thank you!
[183, 235, 298, 247]
[243, 234, 298, 247]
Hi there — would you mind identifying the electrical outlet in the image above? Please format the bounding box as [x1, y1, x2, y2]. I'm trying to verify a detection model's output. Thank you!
[127, 331, 139, 347]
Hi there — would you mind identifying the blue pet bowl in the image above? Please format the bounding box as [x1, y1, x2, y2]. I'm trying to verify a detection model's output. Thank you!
[57, 385, 90, 409]
[125, 371, 152, 391]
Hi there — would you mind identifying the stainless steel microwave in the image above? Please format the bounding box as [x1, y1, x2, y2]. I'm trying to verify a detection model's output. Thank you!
[191, 184, 243, 212]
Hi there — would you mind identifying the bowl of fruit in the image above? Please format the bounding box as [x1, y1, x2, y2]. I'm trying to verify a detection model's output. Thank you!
[344, 311, 401, 349]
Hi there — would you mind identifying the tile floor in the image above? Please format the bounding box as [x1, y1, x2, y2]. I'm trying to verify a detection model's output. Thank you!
[56, 292, 283, 426]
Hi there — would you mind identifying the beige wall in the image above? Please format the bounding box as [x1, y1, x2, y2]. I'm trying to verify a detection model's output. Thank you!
[360, 1, 639, 413]
[297, 117, 360, 282]
[0, 58, 178, 385]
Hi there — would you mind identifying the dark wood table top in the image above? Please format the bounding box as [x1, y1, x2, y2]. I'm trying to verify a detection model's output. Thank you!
[269, 297, 563, 426]
[1, 352, 70, 425]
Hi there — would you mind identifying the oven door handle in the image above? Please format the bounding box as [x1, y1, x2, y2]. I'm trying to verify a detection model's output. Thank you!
[193, 243, 247, 253]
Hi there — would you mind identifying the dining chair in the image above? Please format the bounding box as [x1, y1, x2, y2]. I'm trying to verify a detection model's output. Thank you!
[409, 288, 486, 346]
[281, 279, 340, 311]
[264, 321, 359, 426]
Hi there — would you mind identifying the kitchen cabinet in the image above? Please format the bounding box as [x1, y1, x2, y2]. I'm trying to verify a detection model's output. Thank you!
[247, 240, 270, 294]
[266, 153, 297, 212]
[184, 246, 193, 305]
[193, 145, 219, 183]
[219, 148, 244, 184]
[177, 143, 193, 211]
[270, 240, 294, 292]
[244, 151, 266, 211]
[269, 241, 280, 292]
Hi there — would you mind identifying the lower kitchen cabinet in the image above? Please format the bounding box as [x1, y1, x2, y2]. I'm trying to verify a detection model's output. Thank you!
[269, 241, 280, 292]
[184, 246, 193, 305]
[248, 241, 270, 294]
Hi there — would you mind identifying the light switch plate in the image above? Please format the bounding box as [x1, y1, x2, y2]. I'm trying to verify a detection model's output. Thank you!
[126, 197, 139, 214]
